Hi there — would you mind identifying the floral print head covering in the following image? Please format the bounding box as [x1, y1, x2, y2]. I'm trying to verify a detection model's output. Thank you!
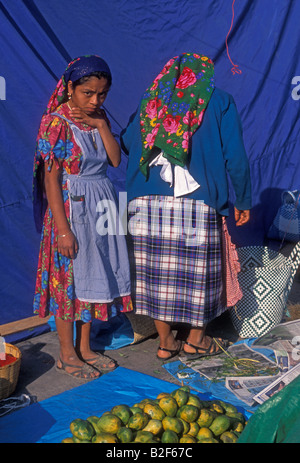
[139, 53, 214, 179]
[45, 54, 111, 115]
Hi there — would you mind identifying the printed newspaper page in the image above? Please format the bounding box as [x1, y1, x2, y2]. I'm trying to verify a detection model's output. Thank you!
[179, 341, 279, 382]
[252, 362, 300, 404]
[226, 320, 300, 405]
[225, 375, 282, 406]
[179, 320, 300, 406]
[253, 319, 300, 371]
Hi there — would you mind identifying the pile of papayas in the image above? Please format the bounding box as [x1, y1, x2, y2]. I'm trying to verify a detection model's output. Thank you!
[62, 386, 247, 443]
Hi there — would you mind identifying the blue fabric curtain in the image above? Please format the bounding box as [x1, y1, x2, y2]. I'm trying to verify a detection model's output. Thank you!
[0, 0, 299, 326]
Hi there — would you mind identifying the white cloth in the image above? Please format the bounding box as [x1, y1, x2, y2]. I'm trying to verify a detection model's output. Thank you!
[149, 152, 200, 198]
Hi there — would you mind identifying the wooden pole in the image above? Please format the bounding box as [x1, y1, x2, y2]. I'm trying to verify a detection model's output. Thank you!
[0, 315, 51, 337]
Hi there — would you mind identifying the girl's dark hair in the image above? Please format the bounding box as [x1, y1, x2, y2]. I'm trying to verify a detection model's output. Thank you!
[72, 71, 112, 89]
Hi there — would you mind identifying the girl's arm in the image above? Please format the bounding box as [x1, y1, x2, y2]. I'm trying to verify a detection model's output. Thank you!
[95, 118, 121, 167]
[44, 163, 78, 259]
[69, 107, 121, 167]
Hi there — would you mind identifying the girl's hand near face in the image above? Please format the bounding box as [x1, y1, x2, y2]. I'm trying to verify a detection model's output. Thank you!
[68, 76, 121, 167]
[69, 106, 121, 167]
[69, 107, 106, 128]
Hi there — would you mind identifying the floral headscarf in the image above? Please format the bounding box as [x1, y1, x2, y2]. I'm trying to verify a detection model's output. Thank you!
[45, 55, 111, 116]
[139, 53, 214, 179]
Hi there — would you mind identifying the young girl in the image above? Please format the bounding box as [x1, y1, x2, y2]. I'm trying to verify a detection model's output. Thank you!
[33, 55, 132, 380]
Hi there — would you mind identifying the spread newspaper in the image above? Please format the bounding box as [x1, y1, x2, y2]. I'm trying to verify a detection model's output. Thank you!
[179, 320, 300, 406]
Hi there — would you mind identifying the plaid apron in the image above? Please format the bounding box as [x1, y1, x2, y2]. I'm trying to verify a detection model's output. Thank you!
[127, 195, 226, 327]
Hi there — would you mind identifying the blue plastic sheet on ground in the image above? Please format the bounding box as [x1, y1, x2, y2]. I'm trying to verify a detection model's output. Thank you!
[164, 361, 258, 413]
[47, 313, 135, 350]
[90, 314, 135, 351]
[163, 339, 277, 413]
[0, 367, 250, 443]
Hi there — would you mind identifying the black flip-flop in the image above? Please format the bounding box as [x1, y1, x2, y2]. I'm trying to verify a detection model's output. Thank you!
[157, 340, 183, 361]
[183, 337, 228, 360]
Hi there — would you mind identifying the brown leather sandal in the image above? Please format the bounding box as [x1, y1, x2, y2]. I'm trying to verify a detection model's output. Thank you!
[83, 352, 117, 373]
[183, 337, 228, 360]
[56, 358, 101, 380]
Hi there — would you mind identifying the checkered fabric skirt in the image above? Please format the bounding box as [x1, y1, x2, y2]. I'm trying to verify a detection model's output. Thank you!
[127, 195, 226, 327]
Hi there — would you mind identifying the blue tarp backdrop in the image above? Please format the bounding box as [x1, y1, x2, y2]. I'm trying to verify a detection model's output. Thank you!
[0, 0, 299, 328]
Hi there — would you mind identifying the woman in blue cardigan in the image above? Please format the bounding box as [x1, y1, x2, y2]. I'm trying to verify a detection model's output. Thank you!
[121, 53, 251, 360]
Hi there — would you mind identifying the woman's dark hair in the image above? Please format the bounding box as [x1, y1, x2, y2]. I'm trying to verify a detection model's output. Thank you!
[72, 71, 112, 89]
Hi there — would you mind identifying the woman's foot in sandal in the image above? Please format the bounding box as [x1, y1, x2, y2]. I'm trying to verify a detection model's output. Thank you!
[81, 352, 118, 373]
[77, 348, 117, 373]
[56, 356, 101, 380]
[157, 340, 183, 360]
[183, 336, 228, 359]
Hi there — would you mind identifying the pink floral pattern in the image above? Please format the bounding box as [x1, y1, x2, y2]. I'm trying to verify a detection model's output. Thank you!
[162, 114, 181, 134]
[175, 67, 197, 89]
